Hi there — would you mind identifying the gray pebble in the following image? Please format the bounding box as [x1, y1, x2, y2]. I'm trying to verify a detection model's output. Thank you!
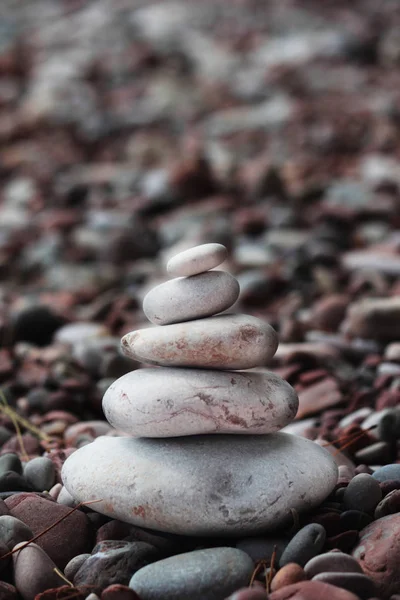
[64, 553, 91, 581]
[129, 547, 254, 600]
[372, 464, 400, 482]
[279, 524, 326, 567]
[12, 541, 61, 600]
[23, 457, 56, 492]
[143, 271, 240, 325]
[0, 516, 33, 550]
[343, 474, 382, 513]
[0, 454, 22, 477]
[312, 572, 376, 600]
[304, 551, 363, 578]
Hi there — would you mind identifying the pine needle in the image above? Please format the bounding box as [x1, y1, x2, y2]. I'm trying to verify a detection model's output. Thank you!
[54, 567, 74, 587]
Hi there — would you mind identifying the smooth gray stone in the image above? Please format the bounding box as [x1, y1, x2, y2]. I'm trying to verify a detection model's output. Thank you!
[103, 368, 298, 437]
[23, 457, 56, 492]
[0, 454, 22, 477]
[312, 572, 376, 600]
[304, 552, 364, 578]
[61, 433, 338, 536]
[121, 314, 279, 370]
[279, 523, 326, 567]
[343, 474, 382, 513]
[129, 547, 254, 600]
[372, 464, 400, 482]
[143, 270, 240, 325]
[0, 515, 33, 550]
[167, 243, 228, 277]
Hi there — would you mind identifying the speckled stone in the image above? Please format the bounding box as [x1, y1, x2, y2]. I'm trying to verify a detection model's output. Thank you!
[103, 368, 298, 437]
[121, 314, 279, 370]
[143, 271, 240, 325]
[352, 513, 400, 599]
[167, 243, 227, 277]
[62, 433, 338, 536]
[129, 547, 254, 600]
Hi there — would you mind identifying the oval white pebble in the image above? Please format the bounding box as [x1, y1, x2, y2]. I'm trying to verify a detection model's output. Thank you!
[167, 243, 227, 277]
[61, 433, 338, 536]
[143, 270, 240, 325]
[103, 367, 298, 437]
[121, 314, 279, 370]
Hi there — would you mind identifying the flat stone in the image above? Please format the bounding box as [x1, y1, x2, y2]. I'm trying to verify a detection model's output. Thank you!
[121, 314, 279, 370]
[143, 271, 240, 325]
[269, 581, 361, 600]
[312, 572, 376, 600]
[372, 464, 400, 482]
[129, 547, 254, 600]
[304, 552, 364, 578]
[103, 368, 298, 437]
[62, 433, 337, 536]
[167, 243, 227, 277]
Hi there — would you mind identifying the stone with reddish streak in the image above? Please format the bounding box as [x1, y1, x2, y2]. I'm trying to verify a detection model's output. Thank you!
[103, 367, 298, 437]
[121, 314, 278, 370]
[352, 513, 400, 599]
[4, 493, 93, 569]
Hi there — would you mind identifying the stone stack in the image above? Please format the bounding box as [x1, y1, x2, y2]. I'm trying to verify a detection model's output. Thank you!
[62, 243, 338, 536]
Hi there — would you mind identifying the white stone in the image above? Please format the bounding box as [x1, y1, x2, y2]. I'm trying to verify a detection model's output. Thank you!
[62, 433, 338, 536]
[103, 367, 298, 437]
[121, 314, 278, 370]
[143, 271, 240, 325]
[167, 243, 227, 277]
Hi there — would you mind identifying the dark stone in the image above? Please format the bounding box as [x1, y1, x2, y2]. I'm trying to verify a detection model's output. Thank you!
[0, 454, 22, 477]
[74, 540, 159, 589]
[374, 489, 400, 519]
[0, 472, 33, 493]
[11, 305, 67, 347]
[343, 473, 382, 513]
[279, 524, 326, 568]
[312, 572, 376, 600]
[339, 510, 373, 532]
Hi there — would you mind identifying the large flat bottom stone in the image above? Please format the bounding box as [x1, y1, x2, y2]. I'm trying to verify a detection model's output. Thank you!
[62, 433, 338, 536]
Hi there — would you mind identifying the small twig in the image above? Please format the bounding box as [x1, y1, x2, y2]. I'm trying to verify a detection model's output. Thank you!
[54, 567, 74, 587]
[0, 389, 29, 462]
[0, 499, 102, 560]
[266, 545, 277, 593]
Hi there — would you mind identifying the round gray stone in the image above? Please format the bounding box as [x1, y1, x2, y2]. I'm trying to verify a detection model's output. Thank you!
[121, 314, 279, 370]
[167, 243, 227, 277]
[129, 547, 254, 600]
[143, 271, 240, 325]
[103, 368, 298, 437]
[0, 515, 33, 550]
[343, 474, 382, 513]
[61, 433, 338, 536]
[23, 457, 56, 492]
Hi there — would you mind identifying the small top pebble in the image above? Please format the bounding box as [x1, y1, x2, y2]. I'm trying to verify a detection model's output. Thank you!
[166, 243, 227, 277]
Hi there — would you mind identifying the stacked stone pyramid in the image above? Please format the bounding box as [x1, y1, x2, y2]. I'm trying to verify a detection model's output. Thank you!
[62, 243, 338, 536]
